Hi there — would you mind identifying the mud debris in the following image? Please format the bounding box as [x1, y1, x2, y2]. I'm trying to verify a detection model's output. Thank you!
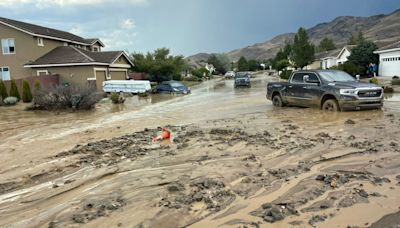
[252, 203, 299, 223]
[345, 119, 356, 124]
[159, 177, 235, 211]
[67, 194, 126, 225]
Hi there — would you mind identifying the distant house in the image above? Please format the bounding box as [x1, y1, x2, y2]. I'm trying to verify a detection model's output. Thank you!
[205, 63, 215, 74]
[0, 17, 134, 90]
[374, 41, 400, 77]
[311, 45, 355, 70]
[336, 45, 356, 65]
[318, 48, 342, 70]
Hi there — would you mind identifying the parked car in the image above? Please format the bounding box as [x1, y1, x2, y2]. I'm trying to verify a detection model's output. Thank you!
[234, 72, 251, 88]
[225, 71, 235, 79]
[266, 70, 384, 111]
[103, 80, 151, 94]
[156, 80, 191, 94]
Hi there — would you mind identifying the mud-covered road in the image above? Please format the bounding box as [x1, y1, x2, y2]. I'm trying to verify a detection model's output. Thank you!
[1, 74, 400, 228]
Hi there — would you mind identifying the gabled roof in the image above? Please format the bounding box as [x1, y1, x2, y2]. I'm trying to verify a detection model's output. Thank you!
[337, 45, 356, 58]
[84, 38, 105, 47]
[24, 46, 134, 68]
[374, 41, 400, 54]
[316, 48, 341, 60]
[0, 17, 89, 45]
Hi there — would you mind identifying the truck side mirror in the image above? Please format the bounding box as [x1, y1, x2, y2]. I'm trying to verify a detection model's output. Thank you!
[356, 75, 360, 81]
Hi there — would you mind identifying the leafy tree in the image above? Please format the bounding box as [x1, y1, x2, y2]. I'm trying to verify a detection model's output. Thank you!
[275, 59, 290, 71]
[248, 59, 260, 71]
[191, 67, 209, 78]
[356, 31, 365, 44]
[283, 43, 292, 57]
[291, 27, 315, 69]
[347, 40, 378, 74]
[348, 31, 365, 45]
[130, 48, 187, 83]
[207, 54, 230, 74]
[347, 33, 357, 45]
[9, 79, 20, 101]
[318, 38, 336, 52]
[0, 80, 8, 99]
[237, 56, 249, 71]
[22, 80, 33, 103]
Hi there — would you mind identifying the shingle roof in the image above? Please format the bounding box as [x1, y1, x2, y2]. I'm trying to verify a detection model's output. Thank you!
[376, 41, 400, 52]
[84, 38, 105, 47]
[25, 46, 125, 66]
[0, 17, 89, 44]
[315, 48, 341, 59]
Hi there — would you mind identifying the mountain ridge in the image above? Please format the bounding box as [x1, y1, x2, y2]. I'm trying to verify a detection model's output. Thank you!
[187, 9, 400, 64]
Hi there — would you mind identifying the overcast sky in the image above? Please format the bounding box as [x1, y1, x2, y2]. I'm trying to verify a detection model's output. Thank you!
[1, 0, 399, 56]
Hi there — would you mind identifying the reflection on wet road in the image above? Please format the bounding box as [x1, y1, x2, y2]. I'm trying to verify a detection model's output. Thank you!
[0, 75, 399, 143]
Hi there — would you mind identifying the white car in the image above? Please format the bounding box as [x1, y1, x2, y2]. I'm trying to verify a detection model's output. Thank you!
[225, 71, 235, 79]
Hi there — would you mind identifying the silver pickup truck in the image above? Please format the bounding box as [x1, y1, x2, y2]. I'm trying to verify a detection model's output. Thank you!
[266, 70, 384, 111]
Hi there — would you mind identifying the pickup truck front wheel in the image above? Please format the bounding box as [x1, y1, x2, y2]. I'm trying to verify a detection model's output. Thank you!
[272, 95, 284, 107]
[322, 99, 339, 112]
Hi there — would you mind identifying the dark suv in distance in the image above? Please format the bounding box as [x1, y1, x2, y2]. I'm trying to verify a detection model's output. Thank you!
[234, 72, 251, 88]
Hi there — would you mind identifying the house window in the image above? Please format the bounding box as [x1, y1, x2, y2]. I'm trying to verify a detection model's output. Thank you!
[93, 46, 99, 52]
[36, 70, 49, 76]
[1, 38, 15, 54]
[0, 67, 10, 81]
[37, 37, 44, 46]
[63, 42, 68, 46]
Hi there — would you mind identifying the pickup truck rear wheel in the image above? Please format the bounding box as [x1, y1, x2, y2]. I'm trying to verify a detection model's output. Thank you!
[322, 99, 339, 112]
[272, 95, 283, 107]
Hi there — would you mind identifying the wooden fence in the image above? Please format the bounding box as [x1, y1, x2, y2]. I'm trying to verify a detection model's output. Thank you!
[3, 74, 60, 95]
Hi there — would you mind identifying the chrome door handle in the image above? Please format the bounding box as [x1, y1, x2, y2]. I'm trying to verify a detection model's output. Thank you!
[303, 86, 309, 89]
[288, 86, 293, 88]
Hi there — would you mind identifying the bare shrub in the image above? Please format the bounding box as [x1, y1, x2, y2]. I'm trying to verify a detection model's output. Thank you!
[29, 85, 103, 111]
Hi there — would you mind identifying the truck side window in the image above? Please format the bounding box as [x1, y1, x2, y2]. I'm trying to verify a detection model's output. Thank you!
[308, 74, 320, 82]
[291, 73, 304, 83]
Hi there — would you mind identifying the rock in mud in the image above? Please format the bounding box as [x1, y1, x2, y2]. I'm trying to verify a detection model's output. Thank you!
[309, 215, 327, 226]
[345, 119, 356, 124]
[210, 128, 234, 135]
[257, 203, 298, 223]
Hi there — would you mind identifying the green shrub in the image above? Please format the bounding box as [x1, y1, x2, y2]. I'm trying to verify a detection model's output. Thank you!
[9, 80, 20, 101]
[369, 77, 379, 85]
[334, 62, 364, 76]
[0, 80, 8, 99]
[172, 74, 182, 81]
[191, 68, 209, 79]
[184, 76, 202, 82]
[110, 92, 119, 103]
[280, 70, 293, 80]
[34, 80, 41, 91]
[22, 80, 33, 103]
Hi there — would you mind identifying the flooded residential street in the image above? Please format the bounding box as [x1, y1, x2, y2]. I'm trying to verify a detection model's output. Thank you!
[1, 73, 400, 228]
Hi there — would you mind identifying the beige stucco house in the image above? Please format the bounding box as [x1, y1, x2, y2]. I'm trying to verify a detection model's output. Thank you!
[0, 17, 134, 90]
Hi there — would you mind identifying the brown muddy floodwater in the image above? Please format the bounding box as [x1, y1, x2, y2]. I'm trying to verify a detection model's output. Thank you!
[0, 74, 400, 228]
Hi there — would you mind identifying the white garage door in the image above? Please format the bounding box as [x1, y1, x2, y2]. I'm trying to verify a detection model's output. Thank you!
[380, 57, 400, 77]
